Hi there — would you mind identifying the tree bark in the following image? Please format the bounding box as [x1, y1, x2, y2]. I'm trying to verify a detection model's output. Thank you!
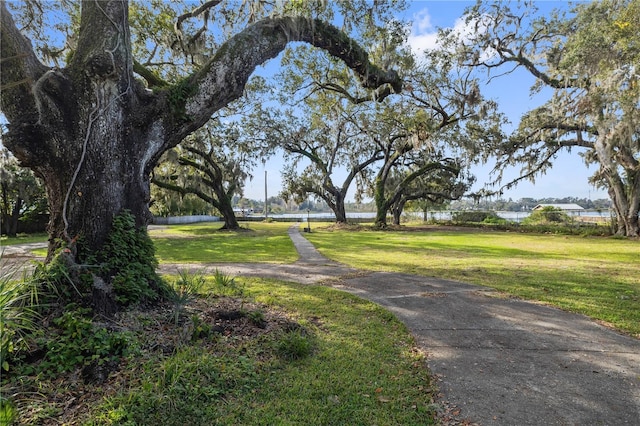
[8, 198, 22, 237]
[328, 155, 384, 224]
[2, 1, 157, 256]
[216, 199, 240, 230]
[391, 198, 406, 226]
[316, 184, 347, 224]
[608, 179, 640, 237]
[374, 176, 390, 228]
[594, 127, 640, 237]
[333, 195, 347, 223]
[0, 183, 19, 237]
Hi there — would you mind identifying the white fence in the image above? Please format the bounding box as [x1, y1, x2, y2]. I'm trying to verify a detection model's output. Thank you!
[152, 210, 611, 225]
[152, 215, 220, 225]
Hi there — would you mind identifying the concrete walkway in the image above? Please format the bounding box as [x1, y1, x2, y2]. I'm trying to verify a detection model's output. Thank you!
[159, 227, 361, 285]
[336, 273, 640, 425]
[1, 241, 47, 257]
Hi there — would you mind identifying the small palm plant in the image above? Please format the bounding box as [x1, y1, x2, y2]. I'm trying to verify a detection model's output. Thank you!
[1, 254, 41, 425]
[211, 268, 241, 297]
[169, 269, 205, 324]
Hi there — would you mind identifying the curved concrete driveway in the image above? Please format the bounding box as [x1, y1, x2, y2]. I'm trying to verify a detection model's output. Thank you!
[160, 225, 640, 425]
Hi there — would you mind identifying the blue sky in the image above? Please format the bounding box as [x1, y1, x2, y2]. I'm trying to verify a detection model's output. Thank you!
[245, 0, 608, 203]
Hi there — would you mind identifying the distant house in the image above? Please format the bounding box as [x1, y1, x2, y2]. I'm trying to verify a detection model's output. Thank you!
[532, 203, 584, 211]
[232, 207, 253, 217]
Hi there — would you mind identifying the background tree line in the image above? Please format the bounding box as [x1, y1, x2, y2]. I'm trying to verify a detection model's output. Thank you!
[149, 0, 638, 233]
[449, 197, 612, 212]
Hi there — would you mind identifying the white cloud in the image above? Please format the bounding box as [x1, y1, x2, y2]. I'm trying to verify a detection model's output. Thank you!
[407, 32, 440, 55]
[407, 8, 493, 61]
[407, 8, 439, 55]
[412, 8, 434, 33]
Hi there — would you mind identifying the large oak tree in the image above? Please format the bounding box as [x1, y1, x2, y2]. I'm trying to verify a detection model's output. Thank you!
[458, 0, 640, 236]
[244, 97, 383, 224]
[152, 122, 246, 230]
[0, 0, 400, 310]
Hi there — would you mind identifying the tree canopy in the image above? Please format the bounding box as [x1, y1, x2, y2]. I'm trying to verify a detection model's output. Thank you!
[457, 0, 640, 236]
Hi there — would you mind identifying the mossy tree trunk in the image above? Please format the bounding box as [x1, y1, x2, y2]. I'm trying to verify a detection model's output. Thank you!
[391, 199, 406, 226]
[374, 176, 391, 228]
[373, 145, 411, 228]
[331, 193, 348, 224]
[1, 0, 400, 312]
[595, 136, 640, 237]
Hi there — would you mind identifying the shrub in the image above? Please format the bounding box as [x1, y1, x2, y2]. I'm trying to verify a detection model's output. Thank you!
[32, 245, 89, 304]
[30, 211, 170, 308]
[452, 211, 503, 223]
[97, 211, 170, 305]
[482, 216, 509, 225]
[24, 305, 131, 377]
[522, 206, 572, 225]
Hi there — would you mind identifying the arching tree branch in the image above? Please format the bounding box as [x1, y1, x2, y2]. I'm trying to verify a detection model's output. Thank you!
[169, 16, 402, 146]
[133, 59, 169, 88]
[0, 1, 49, 122]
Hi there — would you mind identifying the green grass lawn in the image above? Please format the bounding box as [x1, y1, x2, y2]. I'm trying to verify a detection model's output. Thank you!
[31, 278, 435, 425]
[150, 221, 298, 263]
[0, 233, 47, 246]
[7, 222, 299, 262]
[6, 220, 638, 423]
[304, 225, 640, 337]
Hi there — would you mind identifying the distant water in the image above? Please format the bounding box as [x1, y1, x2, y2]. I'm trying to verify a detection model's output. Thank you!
[268, 210, 612, 223]
[154, 210, 612, 225]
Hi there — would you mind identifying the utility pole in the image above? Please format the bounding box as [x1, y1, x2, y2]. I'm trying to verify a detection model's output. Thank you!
[264, 170, 268, 218]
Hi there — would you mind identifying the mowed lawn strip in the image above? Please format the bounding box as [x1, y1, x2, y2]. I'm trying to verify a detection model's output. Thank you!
[150, 221, 298, 263]
[1, 233, 48, 246]
[236, 278, 437, 425]
[304, 226, 640, 337]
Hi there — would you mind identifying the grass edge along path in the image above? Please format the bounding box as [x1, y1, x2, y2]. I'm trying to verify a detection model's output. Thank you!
[304, 226, 640, 338]
[150, 222, 298, 264]
[6, 221, 639, 337]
